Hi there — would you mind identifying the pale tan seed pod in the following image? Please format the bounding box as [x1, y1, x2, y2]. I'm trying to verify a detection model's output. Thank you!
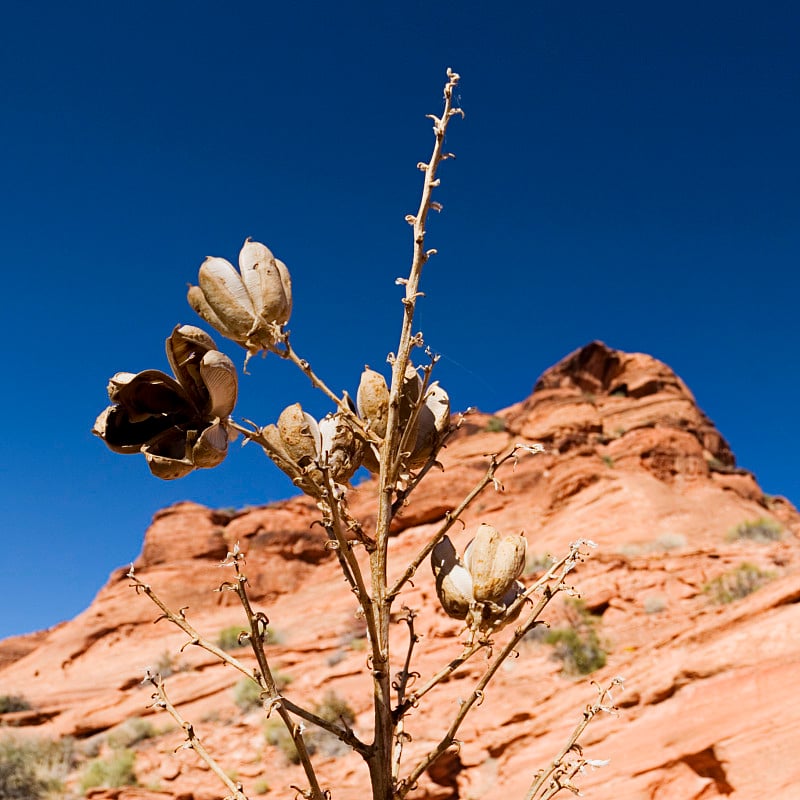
[407, 382, 451, 468]
[197, 255, 260, 343]
[357, 368, 390, 438]
[431, 536, 474, 620]
[187, 240, 293, 353]
[277, 403, 319, 468]
[238, 239, 292, 327]
[464, 524, 527, 604]
[261, 423, 315, 492]
[198, 350, 237, 418]
[398, 364, 423, 445]
[318, 413, 363, 484]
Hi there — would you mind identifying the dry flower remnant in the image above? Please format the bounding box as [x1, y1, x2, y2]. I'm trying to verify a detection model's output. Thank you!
[93, 325, 237, 479]
[95, 69, 622, 800]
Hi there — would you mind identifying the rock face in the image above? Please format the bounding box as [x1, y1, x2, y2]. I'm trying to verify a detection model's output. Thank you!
[2, 341, 799, 800]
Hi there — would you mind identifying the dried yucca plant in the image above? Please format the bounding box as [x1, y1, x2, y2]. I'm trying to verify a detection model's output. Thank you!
[94, 69, 622, 800]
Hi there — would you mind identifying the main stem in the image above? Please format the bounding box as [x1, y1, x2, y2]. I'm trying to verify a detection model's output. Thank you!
[367, 68, 462, 800]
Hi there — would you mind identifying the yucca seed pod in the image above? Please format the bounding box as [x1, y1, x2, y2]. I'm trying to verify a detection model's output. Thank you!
[464, 524, 527, 604]
[357, 367, 390, 439]
[478, 580, 527, 633]
[431, 536, 474, 620]
[407, 382, 451, 469]
[187, 239, 292, 353]
[318, 413, 364, 484]
[277, 403, 319, 468]
[238, 239, 292, 329]
[93, 326, 238, 480]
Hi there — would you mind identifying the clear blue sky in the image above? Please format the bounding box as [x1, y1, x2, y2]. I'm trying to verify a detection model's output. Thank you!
[2, 2, 798, 639]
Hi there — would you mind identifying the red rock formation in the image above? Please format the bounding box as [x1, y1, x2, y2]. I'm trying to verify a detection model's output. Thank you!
[2, 342, 799, 800]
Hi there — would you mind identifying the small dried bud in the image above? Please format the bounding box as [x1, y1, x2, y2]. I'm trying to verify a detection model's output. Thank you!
[187, 238, 292, 353]
[464, 524, 527, 604]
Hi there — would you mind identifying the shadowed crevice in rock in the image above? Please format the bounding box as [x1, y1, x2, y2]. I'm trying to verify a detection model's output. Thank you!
[681, 746, 734, 795]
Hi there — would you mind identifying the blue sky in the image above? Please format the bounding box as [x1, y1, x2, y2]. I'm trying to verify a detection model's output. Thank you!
[1, 2, 798, 639]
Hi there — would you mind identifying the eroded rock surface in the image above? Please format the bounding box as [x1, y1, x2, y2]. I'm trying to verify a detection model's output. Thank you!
[2, 342, 798, 800]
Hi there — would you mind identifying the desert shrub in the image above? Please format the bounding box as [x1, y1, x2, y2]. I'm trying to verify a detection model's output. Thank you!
[704, 562, 775, 604]
[265, 691, 356, 763]
[216, 626, 248, 651]
[79, 748, 137, 791]
[0, 695, 31, 715]
[252, 777, 271, 794]
[217, 625, 283, 651]
[485, 416, 506, 432]
[727, 517, 783, 543]
[234, 672, 292, 711]
[525, 553, 555, 575]
[107, 716, 156, 748]
[0, 735, 75, 799]
[545, 601, 608, 675]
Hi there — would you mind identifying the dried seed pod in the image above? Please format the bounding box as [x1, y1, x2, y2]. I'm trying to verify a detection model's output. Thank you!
[187, 239, 292, 353]
[398, 364, 423, 447]
[431, 536, 474, 620]
[357, 368, 390, 438]
[407, 382, 451, 468]
[479, 580, 526, 633]
[318, 413, 363, 484]
[238, 239, 292, 328]
[277, 403, 320, 468]
[93, 327, 238, 480]
[464, 524, 527, 604]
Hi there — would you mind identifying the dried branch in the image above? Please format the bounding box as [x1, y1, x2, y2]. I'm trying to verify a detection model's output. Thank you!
[145, 671, 250, 800]
[390, 608, 420, 783]
[524, 678, 623, 800]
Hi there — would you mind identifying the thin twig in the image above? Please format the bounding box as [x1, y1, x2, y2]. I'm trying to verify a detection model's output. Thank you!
[524, 678, 623, 800]
[145, 672, 250, 800]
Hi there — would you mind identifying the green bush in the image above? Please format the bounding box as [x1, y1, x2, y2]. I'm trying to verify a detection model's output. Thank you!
[0, 735, 75, 799]
[0, 695, 31, 714]
[107, 717, 156, 748]
[727, 517, 783, 544]
[704, 562, 775, 604]
[233, 672, 293, 711]
[217, 624, 284, 651]
[545, 600, 607, 675]
[264, 691, 356, 763]
[485, 416, 506, 432]
[217, 625, 248, 651]
[80, 748, 137, 791]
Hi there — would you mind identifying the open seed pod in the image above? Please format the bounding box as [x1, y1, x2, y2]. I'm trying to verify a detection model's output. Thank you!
[464, 524, 527, 604]
[93, 325, 237, 480]
[431, 536, 474, 620]
[473, 580, 527, 633]
[187, 238, 292, 354]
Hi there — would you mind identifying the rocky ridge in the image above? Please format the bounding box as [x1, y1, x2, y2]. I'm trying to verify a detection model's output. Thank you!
[1, 341, 799, 800]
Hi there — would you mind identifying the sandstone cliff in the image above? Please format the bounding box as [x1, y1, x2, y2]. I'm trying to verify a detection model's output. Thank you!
[2, 342, 798, 800]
